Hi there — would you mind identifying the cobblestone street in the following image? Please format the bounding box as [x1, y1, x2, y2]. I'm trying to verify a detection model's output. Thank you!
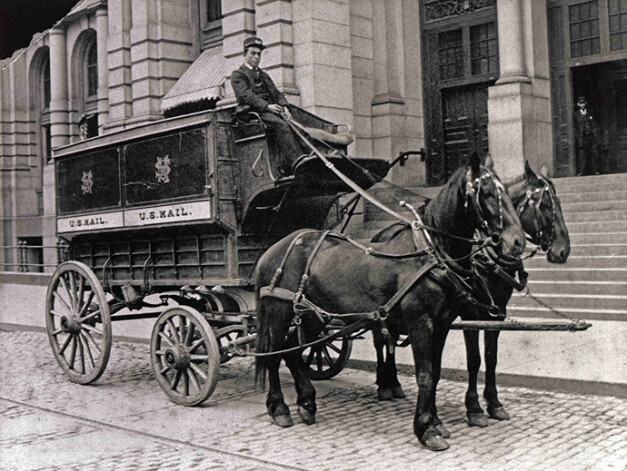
[1, 330, 625, 471]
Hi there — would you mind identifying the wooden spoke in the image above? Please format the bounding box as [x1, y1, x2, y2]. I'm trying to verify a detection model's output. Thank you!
[184, 321, 195, 346]
[326, 342, 342, 355]
[305, 348, 316, 366]
[80, 332, 96, 368]
[190, 354, 209, 362]
[188, 368, 201, 392]
[81, 308, 101, 323]
[58, 334, 73, 355]
[69, 336, 78, 370]
[77, 335, 86, 374]
[82, 331, 101, 357]
[81, 324, 103, 336]
[158, 331, 175, 347]
[52, 328, 64, 336]
[68, 272, 78, 310]
[189, 338, 205, 353]
[322, 345, 333, 364]
[183, 371, 190, 396]
[59, 275, 75, 311]
[53, 290, 72, 312]
[160, 365, 172, 375]
[76, 276, 85, 311]
[189, 362, 207, 381]
[50, 309, 67, 318]
[166, 319, 180, 343]
[178, 315, 187, 344]
[77, 291, 95, 318]
[315, 349, 323, 372]
[171, 370, 182, 391]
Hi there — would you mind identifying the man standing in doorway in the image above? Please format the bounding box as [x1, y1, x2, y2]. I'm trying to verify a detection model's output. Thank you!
[573, 95, 598, 176]
[231, 37, 308, 175]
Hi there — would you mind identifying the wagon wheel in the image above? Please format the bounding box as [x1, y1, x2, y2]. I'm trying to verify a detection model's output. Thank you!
[215, 325, 247, 364]
[45, 261, 112, 384]
[303, 330, 353, 380]
[150, 306, 220, 406]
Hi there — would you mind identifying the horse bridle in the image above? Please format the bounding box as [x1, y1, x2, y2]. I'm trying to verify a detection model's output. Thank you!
[464, 168, 506, 245]
[516, 175, 559, 251]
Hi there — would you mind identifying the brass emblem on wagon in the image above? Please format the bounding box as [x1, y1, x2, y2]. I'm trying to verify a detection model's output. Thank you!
[81, 170, 93, 194]
[155, 155, 171, 184]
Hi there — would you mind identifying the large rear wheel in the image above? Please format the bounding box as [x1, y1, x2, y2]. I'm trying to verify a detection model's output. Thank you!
[150, 306, 220, 406]
[45, 261, 112, 384]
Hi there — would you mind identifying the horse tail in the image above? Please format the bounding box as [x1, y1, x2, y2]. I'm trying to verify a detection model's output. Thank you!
[255, 298, 270, 390]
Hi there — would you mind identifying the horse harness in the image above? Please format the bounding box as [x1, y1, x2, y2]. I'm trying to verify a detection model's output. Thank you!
[517, 175, 559, 251]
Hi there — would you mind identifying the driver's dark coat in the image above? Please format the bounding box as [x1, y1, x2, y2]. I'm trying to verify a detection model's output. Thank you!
[231, 64, 288, 113]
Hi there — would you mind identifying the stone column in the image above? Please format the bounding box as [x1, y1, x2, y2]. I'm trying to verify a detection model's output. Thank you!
[222, 0, 257, 107]
[254, 0, 299, 99]
[105, 0, 133, 129]
[49, 27, 70, 149]
[487, 0, 552, 182]
[291, 0, 354, 128]
[96, 8, 109, 130]
[371, 0, 406, 169]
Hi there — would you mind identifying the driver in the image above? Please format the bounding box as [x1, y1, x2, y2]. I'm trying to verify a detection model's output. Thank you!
[231, 37, 309, 175]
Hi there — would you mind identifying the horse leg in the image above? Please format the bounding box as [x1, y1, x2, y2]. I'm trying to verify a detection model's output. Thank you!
[261, 300, 294, 428]
[374, 329, 405, 401]
[409, 320, 449, 451]
[430, 327, 451, 438]
[284, 350, 317, 425]
[464, 329, 488, 427]
[484, 330, 510, 421]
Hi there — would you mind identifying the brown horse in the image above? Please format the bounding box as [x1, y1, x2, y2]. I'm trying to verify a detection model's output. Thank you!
[254, 152, 525, 451]
[370, 162, 570, 432]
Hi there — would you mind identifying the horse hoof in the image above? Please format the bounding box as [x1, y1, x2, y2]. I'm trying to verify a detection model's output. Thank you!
[378, 388, 394, 401]
[436, 424, 451, 439]
[488, 407, 510, 421]
[391, 386, 406, 399]
[420, 435, 449, 452]
[467, 412, 488, 428]
[272, 414, 294, 428]
[298, 407, 316, 425]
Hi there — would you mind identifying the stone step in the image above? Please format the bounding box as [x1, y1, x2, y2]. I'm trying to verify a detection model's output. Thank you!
[568, 232, 627, 245]
[553, 172, 627, 190]
[564, 210, 627, 222]
[558, 189, 627, 203]
[524, 280, 627, 296]
[560, 199, 627, 213]
[504, 305, 626, 322]
[568, 243, 627, 256]
[509, 292, 627, 311]
[525, 255, 627, 269]
[566, 220, 627, 233]
[524, 267, 627, 282]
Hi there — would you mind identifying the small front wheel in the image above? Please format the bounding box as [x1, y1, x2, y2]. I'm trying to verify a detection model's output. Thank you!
[150, 307, 220, 406]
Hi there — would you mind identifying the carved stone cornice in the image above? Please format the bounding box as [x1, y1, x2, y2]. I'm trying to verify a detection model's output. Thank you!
[424, 0, 497, 22]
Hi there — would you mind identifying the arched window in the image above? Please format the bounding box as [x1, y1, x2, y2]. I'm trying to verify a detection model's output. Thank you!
[78, 36, 98, 139]
[36, 51, 52, 161]
[41, 55, 51, 110]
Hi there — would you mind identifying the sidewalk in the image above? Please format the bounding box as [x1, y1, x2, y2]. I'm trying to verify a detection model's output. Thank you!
[1, 329, 625, 471]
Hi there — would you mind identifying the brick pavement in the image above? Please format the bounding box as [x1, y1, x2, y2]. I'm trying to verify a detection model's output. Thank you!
[0, 330, 625, 471]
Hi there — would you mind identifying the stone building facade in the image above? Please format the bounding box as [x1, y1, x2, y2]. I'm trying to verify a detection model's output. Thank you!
[1, 0, 626, 271]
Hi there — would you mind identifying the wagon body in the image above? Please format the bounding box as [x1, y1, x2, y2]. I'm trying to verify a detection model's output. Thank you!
[47, 107, 380, 403]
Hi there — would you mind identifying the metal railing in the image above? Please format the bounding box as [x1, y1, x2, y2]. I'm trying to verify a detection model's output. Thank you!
[0, 241, 69, 272]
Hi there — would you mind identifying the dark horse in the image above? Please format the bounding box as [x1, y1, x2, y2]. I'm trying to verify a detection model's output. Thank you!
[462, 162, 570, 427]
[254, 153, 525, 451]
[370, 161, 570, 432]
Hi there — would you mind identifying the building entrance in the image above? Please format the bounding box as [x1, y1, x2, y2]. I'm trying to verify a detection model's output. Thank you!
[572, 60, 627, 174]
